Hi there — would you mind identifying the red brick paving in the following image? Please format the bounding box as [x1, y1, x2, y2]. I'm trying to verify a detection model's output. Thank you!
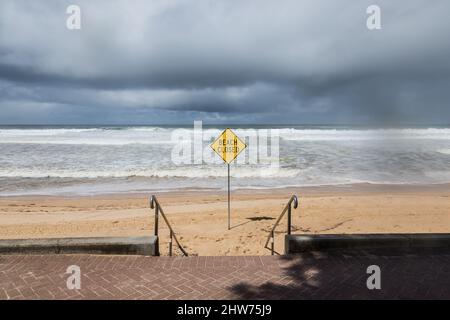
[1, 248, 449, 299]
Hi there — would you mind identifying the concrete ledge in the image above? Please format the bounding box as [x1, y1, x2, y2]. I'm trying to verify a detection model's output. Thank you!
[0, 236, 158, 256]
[285, 233, 450, 254]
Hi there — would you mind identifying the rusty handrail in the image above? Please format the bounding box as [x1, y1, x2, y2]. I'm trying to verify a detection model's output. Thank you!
[150, 195, 188, 256]
[264, 195, 298, 255]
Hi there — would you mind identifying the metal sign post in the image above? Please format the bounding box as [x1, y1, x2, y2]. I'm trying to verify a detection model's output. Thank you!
[211, 128, 247, 230]
[227, 163, 230, 230]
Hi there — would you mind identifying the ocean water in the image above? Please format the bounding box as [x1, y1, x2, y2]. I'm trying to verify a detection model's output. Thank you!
[0, 125, 449, 196]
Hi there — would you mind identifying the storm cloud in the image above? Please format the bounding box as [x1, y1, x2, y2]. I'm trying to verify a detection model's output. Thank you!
[0, 0, 449, 124]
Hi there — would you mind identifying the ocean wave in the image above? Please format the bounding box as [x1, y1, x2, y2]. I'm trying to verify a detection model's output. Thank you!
[437, 149, 450, 155]
[0, 166, 301, 179]
[278, 128, 450, 141]
[0, 139, 176, 145]
[0, 127, 175, 145]
[0, 128, 100, 135]
[2, 127, 450, 146]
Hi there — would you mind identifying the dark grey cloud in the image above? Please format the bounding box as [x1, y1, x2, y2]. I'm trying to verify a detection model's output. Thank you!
[0, 0, 449, 124]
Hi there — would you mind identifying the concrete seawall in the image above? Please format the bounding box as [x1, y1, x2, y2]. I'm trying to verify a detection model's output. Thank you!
[286, 233, 450, 254]
[0, 236, 157, 256]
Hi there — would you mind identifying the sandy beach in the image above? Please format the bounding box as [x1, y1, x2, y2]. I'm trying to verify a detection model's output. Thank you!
[1, 183, 449, 256]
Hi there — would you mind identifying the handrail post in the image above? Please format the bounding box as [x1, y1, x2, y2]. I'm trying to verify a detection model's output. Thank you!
[154, 204, 159, 237]
[287, 203, 292, 235]
[169, 230, 173, 257]
[150, 196, 160, 256]
[271, 230, 275, 255]
[155, 204, 160, 256]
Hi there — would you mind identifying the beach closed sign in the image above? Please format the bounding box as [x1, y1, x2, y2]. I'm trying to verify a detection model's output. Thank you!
[211, 128, 247, 230]
[211, 128, 247, 164]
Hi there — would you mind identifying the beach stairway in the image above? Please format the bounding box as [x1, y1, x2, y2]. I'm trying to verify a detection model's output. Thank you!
[0, 196, 186, 257]
[150, 195, 188, 257]
[266, 194, 450, 255]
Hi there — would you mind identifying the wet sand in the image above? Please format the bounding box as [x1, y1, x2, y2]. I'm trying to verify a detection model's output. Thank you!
[0, 183, 449, 256]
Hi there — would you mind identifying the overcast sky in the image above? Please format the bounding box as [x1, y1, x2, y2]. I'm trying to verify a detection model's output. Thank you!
[0, 0, 449, 125]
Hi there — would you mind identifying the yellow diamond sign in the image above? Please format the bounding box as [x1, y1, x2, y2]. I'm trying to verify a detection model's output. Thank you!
[211, 128, 247, 164]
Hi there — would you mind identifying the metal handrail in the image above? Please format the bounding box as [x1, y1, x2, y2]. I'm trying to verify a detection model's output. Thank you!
[264, 195, 298, 255]
[150, 195, 188, 256]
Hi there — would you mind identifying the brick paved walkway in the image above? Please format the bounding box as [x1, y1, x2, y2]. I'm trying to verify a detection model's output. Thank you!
[1, 248, 449, 299]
